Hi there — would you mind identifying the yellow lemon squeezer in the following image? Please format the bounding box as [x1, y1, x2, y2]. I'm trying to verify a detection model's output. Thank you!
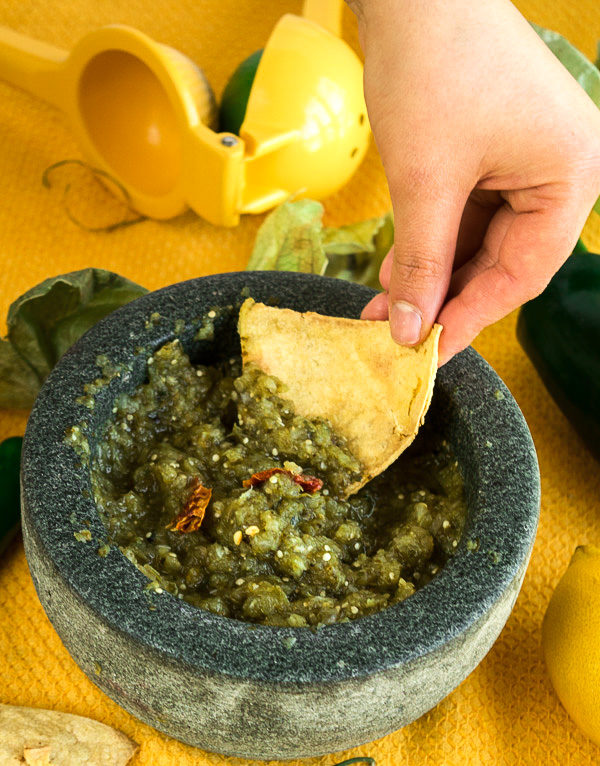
[0, 0, 369, 226]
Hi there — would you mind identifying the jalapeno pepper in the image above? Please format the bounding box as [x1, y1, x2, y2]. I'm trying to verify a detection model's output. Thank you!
[0, 436, 23, 556]
[517, 240, 600, 461]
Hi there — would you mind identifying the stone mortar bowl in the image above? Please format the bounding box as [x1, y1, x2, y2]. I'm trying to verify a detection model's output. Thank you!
[21, 272, 540, 761]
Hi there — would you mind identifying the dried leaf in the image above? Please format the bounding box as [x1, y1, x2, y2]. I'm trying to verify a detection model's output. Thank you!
[0, 269, 147, 410]
[0, 341, 41, 409]
[166, 478, 212, 533]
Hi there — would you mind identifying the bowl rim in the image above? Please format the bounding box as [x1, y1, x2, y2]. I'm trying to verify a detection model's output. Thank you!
[21, 271, 540, 684]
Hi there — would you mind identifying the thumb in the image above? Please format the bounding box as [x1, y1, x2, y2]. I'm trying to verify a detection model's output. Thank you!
[385, 183, 467, 346]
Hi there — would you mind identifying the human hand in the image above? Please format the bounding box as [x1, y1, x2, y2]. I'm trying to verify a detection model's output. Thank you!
[347, 0, 600, 365]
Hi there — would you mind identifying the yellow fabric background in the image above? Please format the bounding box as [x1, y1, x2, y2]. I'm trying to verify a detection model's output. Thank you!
[0, 1, 599, 764]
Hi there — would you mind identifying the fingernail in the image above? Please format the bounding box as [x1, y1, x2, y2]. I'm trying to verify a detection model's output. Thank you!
[390, 301, 422, 345]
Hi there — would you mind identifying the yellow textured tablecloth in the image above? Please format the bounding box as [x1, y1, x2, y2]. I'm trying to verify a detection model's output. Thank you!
[1, 1, 599, 764]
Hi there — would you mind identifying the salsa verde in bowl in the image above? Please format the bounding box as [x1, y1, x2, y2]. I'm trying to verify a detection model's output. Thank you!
[21, 271, 539, 760]
[92, 329, 467, 628]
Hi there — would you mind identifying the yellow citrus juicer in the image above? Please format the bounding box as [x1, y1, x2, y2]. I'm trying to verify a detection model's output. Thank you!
[0, 0, 369, 226]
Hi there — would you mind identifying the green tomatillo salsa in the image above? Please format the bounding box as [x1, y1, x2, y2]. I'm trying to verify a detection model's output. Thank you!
[90, 335, 466, 627]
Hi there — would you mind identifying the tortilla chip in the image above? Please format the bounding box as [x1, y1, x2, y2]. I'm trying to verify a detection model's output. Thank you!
[238, 298, 441, 495]
[0, 704, 138, 766]
[23, 746, 52, 765]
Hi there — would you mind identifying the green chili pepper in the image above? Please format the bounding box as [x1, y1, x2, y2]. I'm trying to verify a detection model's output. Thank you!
[517, 239, 600, 461]
[0, 436, 23, 556]
[333, 759, 376, 766]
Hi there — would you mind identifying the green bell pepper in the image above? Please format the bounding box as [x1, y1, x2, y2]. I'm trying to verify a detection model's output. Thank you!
[516, 240, 600, 461]
[0, 436, 23, 556]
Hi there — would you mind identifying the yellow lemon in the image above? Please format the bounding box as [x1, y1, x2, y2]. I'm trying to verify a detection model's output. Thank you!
[543, 544, 600, 745]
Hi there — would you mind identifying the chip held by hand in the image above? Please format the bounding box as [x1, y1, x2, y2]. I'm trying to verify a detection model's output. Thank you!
[238, 298, 442, 496]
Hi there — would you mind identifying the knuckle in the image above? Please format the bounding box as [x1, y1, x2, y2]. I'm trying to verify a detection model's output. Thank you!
[584, 153, 600, 197]
[562, 137, 600, 197]
[571, 156, 600, 199]
[393, 250, 448, 287]
[493, 258, 521, 290]
[493, 258, 551, 306]
[453, 289, 485, 330]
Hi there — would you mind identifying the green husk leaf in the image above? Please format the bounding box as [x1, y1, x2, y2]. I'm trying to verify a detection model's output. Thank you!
[321, 216, 388, 256]
[273, 224, 328, 275]
[358, 212, 394, 288]
[246, 200, 325, 271]
[0, 268, 147, 409]
[532, 23, 600, 108]
[246, 201, 394, 287]
[324, 212, 393, 290]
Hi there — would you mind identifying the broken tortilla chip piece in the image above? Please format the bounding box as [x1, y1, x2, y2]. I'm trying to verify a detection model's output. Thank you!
[0, 704, 138, 766]
[23, 745, 52, 766]
[238, 298, 441, 496]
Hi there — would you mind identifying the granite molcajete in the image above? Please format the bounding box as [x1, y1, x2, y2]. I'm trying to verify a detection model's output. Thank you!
[20, 272, 540, 760]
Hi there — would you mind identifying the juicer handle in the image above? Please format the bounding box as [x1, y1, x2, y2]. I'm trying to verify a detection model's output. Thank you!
[0, 26, 67, 108]
[302, 0, 343, 37]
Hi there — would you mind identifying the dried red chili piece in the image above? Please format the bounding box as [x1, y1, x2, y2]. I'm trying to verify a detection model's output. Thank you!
[242, 468, 285, 487]
[243, 467, 323, 494]
[293, 473, 323, 493]
[166, 478, 212, 533]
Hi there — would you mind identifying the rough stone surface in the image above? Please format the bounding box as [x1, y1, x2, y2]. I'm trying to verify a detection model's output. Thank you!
[20, 272, 540, 760]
